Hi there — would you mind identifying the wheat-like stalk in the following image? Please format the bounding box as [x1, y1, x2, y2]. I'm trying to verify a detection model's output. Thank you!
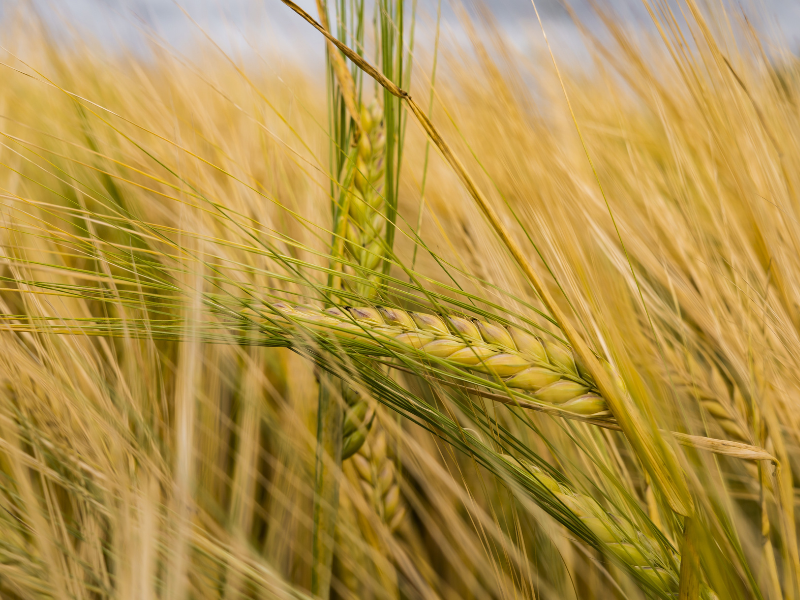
[270, 302, 610, 417]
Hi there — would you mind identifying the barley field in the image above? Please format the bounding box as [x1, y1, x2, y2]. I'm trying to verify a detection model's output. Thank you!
[0, 0, 798, 598]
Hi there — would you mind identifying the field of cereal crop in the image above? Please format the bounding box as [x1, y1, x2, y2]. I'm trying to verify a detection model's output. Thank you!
[1, 1, 799, 598]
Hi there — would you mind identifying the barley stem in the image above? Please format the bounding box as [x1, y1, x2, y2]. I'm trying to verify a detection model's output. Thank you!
[679, 518, 702, 600]
[312, 374, 344, 599]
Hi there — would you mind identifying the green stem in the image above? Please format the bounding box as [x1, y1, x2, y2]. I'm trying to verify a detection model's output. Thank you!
[760, 463, 783, 600]
[410, 0, 441, 274]
[312, 373, 343, 600]
[679, 517, 702, 600]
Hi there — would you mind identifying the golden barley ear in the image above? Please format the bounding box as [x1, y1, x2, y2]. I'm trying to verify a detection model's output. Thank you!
[273, 302, 611, 418]
[690, 357, 751, 443]
[351, 426, 406, 533]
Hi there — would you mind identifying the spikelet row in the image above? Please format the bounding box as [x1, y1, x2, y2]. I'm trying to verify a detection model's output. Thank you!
[351, 428, 405, 532]
[331, 99, 401, 531]
[341, 101, 387, 298]
[341, 383, 376, 459]
[334, 100, 387, 461]
[269, 302, 610, 418]
[687, 366, 750, 443]
[666, 349, 751, 443]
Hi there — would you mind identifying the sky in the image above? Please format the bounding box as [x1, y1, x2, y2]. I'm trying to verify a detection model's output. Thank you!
[2, 0, 799, 72]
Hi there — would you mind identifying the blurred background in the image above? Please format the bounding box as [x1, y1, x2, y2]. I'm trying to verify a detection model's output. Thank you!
[3, 0, 799, 68]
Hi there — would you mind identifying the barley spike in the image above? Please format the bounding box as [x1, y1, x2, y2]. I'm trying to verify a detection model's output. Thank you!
[326, 96, 403, 531]
[339, 100, 387, 299]
[328, 99, 388, 461]
[671, 351, 751, 444]
[501, 454, 718, 598]
[269, 301, 610, 418]
[351, 428, 406, 533]
[501, 454, 680, 593]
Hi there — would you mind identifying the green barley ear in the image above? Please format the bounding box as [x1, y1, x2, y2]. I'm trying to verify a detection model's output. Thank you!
[332, 100, 390, 461]
[341, 100, 387, 299]
[306, 71, 388, 464]
[500, 454, 682, 595]
[322, 62, 403, 548]
[309, 1, 408, 593]
[505, 454, 715, 599]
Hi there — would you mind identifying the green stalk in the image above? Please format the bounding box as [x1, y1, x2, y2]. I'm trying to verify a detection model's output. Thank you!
[311, 374, 343, 600]
[380, 0, 398, 278]
[314, 3, 354, 597]
[410, 0, 441, 273]
[679, 517, 702, 600]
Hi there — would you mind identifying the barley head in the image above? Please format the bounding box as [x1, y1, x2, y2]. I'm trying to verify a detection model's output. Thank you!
[351, 427, 406, 533]
[269, 302, 610, 417]
[501, 455, 681, 594]
[340, 100, 387, 299]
